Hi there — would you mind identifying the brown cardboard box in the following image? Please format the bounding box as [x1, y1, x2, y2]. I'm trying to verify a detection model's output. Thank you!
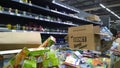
[68, 24, 101, 51]
[86, 15, 101, 22]
[0, 32, 42, 50]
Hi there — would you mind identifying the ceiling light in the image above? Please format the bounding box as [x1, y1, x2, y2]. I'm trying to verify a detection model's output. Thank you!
[118, 17, 120, 19]
[106, 8, 111, 12]
[99, 4, 106, 8]
[111, 11, 115, 15]
[100, 4, 120, 19]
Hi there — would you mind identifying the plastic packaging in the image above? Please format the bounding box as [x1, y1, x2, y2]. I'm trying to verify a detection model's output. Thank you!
[3, 47, 30, 68]
[22, 58, 36, 68]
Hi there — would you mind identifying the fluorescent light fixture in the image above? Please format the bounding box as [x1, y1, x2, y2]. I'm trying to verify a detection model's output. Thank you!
[111, 11, 115, 15]
[99, 4, 106, 8]
[114, 14, 118, 17]
[106, 8, 111, 12]
[100, 4, 120, 19]
[118, 17, 120, 19]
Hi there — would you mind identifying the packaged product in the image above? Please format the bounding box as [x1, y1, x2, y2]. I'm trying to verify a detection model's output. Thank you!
[3, 47, 30, 68]
[38, 36, 56, 48]
[22, 58, 36, 68]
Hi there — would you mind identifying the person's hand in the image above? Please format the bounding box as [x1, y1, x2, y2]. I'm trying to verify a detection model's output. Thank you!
[113, 50, 120, 56]
[111, 49, 119, 52]
[114, 52, 120, 55]
[112, 49, 120, 56]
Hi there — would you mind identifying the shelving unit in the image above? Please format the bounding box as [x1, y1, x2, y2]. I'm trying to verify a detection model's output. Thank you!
[0, 0, 102, 46]
[0, 1, 114, 68]
[0, 0, 101, 25]
[11, 30, 68, 35]
[31, 0, 79, 13]
[0, 1, 104, 67]
[16, 0, 101, 25]
[0, 9, 78, 26]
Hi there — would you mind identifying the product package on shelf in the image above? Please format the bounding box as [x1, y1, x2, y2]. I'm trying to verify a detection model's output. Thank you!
[26, 46, 59, 68]
[0, 6, 4, 11]
[22, 57, 36, 68]
[56, 48, 111, 68]
[29, 49, 50, 57]
[2, 34, 111, 68]
[28, 49, 59, 68]
[86, 15, 101, 22]
[2, 36, 58, 68]
[3, 47, 30, 68]
[64, 55, 80, 67]
[38, 36, 56, 48]
[100, 27, 113, 41]
[42, 50, 60, 68]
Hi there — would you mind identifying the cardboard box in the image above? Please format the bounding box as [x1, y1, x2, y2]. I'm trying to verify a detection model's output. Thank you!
[86, 15, 101, 22]
[0, 32, 42, 50]
[68, 24, 101, 51]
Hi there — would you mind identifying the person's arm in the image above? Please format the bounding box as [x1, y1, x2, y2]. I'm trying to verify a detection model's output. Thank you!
[111, 49, 120, 52]
[110, 42, 120, 55]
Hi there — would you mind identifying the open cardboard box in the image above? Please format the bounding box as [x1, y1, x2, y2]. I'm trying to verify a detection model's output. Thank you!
[68, 24, 103, 51]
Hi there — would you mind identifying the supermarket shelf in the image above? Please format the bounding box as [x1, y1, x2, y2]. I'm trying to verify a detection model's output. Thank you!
[0, 11, 78, 26]
[0, 42, 67, 55]
[31, 0, 79, 13]
[55, 43, 68, 46]
[50, 10, 102, 25]
[0, 27, 68, 35]
[52, 0, 79, 13]
[6, 0, 102, 25]
[0, 27, 10, 32]
[0, 48, 41, 55]
[10, 30, 68, 35]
